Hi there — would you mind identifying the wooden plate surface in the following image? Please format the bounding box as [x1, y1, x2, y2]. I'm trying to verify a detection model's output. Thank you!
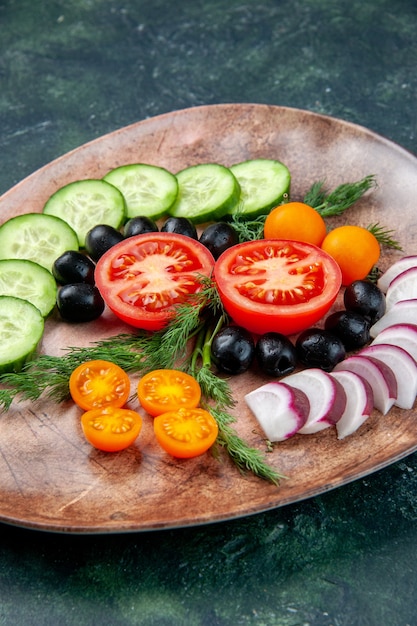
[1, 103, 416, 533]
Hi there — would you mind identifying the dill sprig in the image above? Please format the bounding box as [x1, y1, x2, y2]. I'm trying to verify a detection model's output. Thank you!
[304, 174, 377, 217]
[368, 222, 403, 250]
[229, 212, 267, 242]
[207, 404, 286, 485]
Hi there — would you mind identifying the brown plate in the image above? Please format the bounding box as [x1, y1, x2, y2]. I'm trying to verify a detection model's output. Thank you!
[1, 103, 417, 534]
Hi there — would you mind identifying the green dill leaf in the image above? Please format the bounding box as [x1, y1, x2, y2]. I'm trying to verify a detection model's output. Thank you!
[208, 404, 286, 485]
[229, 212, 267, 242]
[303, 180, 328, 208]
[194, 366, 235, 408]
[305, 174, 377, 217]
[367, 222, 403, 250]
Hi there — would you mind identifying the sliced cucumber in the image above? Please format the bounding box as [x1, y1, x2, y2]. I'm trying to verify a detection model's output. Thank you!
[0, 296, 44, 373]
[0, 213, 79, 273]
[228, 158, 291, 219]
[43, 179, 126, 247]
[169, 163, 241, 224]
[0, 259, 56, 317]
[103, 163, 178, 220]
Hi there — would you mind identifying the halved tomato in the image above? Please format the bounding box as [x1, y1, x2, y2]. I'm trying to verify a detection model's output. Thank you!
[153, 407, 218, 458]
[95, 232, 215, 330]
[81, 406, 142, 452]
[137, 369, 201, 417]
[69, 360, 130, 411]
[214, 239, 342, 336]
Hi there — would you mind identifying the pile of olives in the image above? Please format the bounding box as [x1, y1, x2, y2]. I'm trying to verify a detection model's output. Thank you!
[211, 280, 386, 376]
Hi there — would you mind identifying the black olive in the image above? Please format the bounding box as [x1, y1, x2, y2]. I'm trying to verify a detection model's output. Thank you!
[211, 325, 255, 375]
[295, 328, 346, 372]
[344, 280, 386, 323]
[85, 224, 124, 261]
[199, 222, 239, 259]
[124, 216, 159, 237]
[52, 250, 96, 285]
[56, 283, 105, 322]
[160, 217, 198, 239]
[324, 310, 370, 350]
[255, 332, 297, 376]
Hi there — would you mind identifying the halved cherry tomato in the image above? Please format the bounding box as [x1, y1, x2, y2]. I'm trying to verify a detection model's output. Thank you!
[214, 239, 342, 336]
[69, 360, 131, 410]
[81, 406, 142, 452]
[94, 232, 215, 330]
[153, 407, 218, 458]
[137, 369, 201, 417]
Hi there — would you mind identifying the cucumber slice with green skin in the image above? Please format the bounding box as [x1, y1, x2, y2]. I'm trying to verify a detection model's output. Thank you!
[0, 213, 79, 273]
[169, 163, 241, 224]
[43, 179, 126, 247]
[103, 163, 178, 220]
[228, 158, 291, 219]
[0, 296, 44, 373]
[0, 259, 57, 317]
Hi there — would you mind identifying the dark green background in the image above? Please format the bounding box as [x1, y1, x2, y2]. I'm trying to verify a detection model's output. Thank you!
[1, 1, 417, 624]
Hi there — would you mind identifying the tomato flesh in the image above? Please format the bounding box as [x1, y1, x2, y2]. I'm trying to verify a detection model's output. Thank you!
[153, 407, 218, 458]
[214, 239, 342, 336]
[137, 369, 201, 417]
[69, 359, 131, 411]
[81, 406, 142, 452]
[95, 232, 215, 330]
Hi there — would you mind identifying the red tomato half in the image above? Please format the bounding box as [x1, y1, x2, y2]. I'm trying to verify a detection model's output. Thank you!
[95, 232, 215, 330]
[214, 239, 342, 336]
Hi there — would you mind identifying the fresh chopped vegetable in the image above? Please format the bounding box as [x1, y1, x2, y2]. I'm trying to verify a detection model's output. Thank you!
[0, 258, 57, 317]
[0, 296, 45, 374]
[333, 355, 397, 415]
[377, 255, 417, 293]
[0, 213, 79, 273]
[43, 179, 126, 247]
[245, 381, 310, 442]
[103, 163, 179, 220]
[94, 232, 215, 331]
[153, 407, 218, 458]
[69, 360, 131, 411]
[370, 299, 417, 337]
[360, 343, 417, 410]
[81, 406, 142, 452]
[169, 163, 241, 223]
[228, 158, 291, 219]
[137, 369, 201, 417]
[276, 368, 347, 434]
[213, 239, 342, 335]
[384, 267, 417, 310]
[330, 371, 373, 440]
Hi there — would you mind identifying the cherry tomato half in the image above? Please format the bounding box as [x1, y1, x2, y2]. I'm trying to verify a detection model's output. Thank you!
[95, 232, 215, 331]
[69, 360, 131, 410]
[214, 239, 342, 336]
[153, 407, 218, 458]
[137, 369, 201, 417]
[81, 406, 142, 452]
